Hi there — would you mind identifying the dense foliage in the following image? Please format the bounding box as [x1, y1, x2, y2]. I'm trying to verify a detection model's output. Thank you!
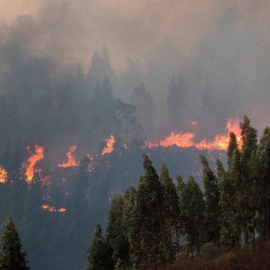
[88, 116, 270, 269]
[0, 217, 29, 270]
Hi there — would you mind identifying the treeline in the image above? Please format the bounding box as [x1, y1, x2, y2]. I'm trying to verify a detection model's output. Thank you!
[87, 116, 270, 269]
[0, 158, 110, 270]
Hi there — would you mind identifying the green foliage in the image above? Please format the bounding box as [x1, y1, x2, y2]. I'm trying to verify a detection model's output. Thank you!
[160, 164, 180, 263]
[180, 177, 206, 255]
[0, 217, 30, 270]
[107, 196, 129, 267]
[87, 224, 114, 270]
[200, 155, 220, 245]
[136, 154, 164, 269]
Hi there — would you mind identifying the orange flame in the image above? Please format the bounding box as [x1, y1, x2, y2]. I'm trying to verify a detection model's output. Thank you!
[0, 166, 7, 183]
[59, 146, 79, 167]
[42, 205, 66, 212]
[24, 145, 44, 183]
[144, 118, 242, 151]
[102, 135, 115, 155]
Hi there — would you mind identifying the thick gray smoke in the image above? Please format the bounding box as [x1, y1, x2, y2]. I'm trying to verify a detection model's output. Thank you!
[0, 0, 269, 165]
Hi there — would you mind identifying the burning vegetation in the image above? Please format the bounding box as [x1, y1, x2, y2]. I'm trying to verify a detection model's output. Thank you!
[0, 167, 7, 184]
[42, 205, 66, 213]
[144, 118, 242, 151]
[102, 135, 116, 155]
[58, 146, 80, 168]
[23, 145, 44, 183]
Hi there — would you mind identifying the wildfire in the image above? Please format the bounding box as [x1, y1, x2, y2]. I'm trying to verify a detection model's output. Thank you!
[144, 118, 242, 151]
[59, 146, 79, 168]
[42, 205, 66, 212]
[102, 135, 115, 155]
[24, 145, 44, 183]
[0, 166, 7, 183]
[86, 154, 94, 172]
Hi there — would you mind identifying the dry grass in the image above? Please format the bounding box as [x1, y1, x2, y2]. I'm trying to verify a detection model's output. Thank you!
[167, 241, 270, 270]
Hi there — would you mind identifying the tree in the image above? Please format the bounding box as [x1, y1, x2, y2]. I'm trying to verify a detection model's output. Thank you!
[0, 217, 30, 270]
[180, 177, 205, 256]
[239, 115, 258, 245]
[87, 224, 113, 270]
[160, 164, 180, 262]
[226, 149, 242, 247]
[240, 115, 257, 163]
[200, 155, 220, 245]
[227, 132, 238, 166]
[106, 196, 129, 267]
[136, 154, 164, 269]
[216, 159, 232, 247]
[122, 187, 141, 268]
[176, 175, 185, 239]
[256, 127, 270, 238]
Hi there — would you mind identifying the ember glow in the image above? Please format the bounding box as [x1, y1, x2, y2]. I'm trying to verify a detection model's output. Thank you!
[102, 135, 115, 155]
[24, 145, 44, 183]
[0, 166, 7, 183]
[86, 154, 94, 172]
[42, 205, 66, 212]
[144, 118, 242, 151]
[59, 146, 79, 168]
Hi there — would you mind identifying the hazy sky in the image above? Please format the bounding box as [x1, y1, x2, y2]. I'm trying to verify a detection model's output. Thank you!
[1, 0, 268, 69]
[1, 0, 270, 133]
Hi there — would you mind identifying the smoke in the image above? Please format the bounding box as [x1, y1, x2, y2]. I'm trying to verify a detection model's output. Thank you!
[0, 0, 269, 164]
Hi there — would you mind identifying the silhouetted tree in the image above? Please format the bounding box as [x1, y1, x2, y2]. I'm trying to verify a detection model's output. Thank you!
[0, 217, 30, 270]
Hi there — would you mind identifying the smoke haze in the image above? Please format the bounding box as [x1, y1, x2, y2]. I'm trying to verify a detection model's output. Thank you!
[0, 0, 269, 160]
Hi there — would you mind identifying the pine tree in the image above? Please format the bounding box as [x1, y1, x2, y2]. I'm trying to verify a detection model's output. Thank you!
[0, 217, 30, 270]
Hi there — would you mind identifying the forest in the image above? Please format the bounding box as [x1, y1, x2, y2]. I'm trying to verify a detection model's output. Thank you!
[0, 2, 270, 269]
[1, 115, 270, 270]
[87, 116, 270, 270]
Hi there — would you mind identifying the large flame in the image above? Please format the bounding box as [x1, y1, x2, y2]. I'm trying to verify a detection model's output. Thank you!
[102, 135, 115, 155]
[144, 118, 242, 151]
[59, 146, 79, 168]
[42, 205, 66, 212]
[24, 145, 44, 183]
[0, 166, 7, 183]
